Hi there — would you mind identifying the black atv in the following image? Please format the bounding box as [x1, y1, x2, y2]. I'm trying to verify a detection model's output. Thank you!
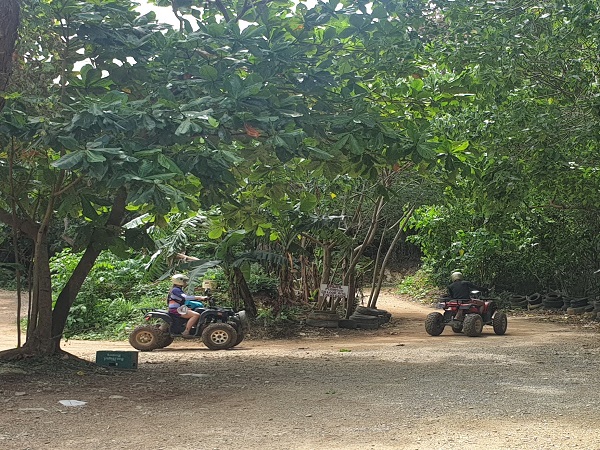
[129, 293, 249, 351]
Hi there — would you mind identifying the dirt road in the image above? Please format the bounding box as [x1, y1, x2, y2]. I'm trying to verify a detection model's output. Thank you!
[1, 290, 600, 450]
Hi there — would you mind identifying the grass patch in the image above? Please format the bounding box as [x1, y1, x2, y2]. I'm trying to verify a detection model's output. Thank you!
[397, 269, 443, 303]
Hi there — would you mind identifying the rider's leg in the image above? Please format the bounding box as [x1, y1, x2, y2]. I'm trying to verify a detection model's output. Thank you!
[181, 310, 200, 336]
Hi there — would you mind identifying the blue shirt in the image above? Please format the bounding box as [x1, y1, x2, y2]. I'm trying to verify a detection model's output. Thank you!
[168, 286, 204, 312]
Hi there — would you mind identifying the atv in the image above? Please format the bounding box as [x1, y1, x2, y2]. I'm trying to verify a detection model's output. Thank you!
[425, 291, 507, 337]
[129, 290, 249, 351]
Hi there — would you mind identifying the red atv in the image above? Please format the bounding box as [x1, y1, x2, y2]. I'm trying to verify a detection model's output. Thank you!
[425, 291, 507, 337]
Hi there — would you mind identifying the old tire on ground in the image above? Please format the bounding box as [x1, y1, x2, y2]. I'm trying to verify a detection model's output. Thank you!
[492, 311, 508, 335]
[425, 312, 444, 336]
[338, 319, 358, 329]
[308, 311, 340, 321]
[129, 325, 161, 351]
[355, 306, 388, 316]
[306, 318, 339, 328]
[348, 313, 380, 330]
[451, 323, 463, 333]
[355, 306, 391, 325]
[201, 323, 238, 350]
[379, 312, 392, 324]
[463, 314, 483, 337]
[527, 293, 543, 305]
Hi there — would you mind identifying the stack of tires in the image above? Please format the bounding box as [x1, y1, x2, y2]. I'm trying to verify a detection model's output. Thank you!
[527, 293, 543, 310]
[509, 295, 528, 309]
[306, 307, 392, 330]
[344, 306, 391, 330]
[542, 292, 564, 310]
[510, 292, 599, 318]
[565, 297, 593, 315]
[592, 300, 600, 319]
[305, 310, 339, 328]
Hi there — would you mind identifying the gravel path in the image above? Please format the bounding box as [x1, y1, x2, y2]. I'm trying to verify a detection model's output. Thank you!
[1, 290, 600, 449]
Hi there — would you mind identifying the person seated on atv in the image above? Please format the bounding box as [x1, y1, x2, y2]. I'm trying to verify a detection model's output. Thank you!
[168, 274, 207, 338]
[447, 271, 487, 300]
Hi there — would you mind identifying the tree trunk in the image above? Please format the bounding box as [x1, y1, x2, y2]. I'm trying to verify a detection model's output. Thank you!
[0, 0, 20, 111]
[51, 188, 128, 350]
[277, 252, 297, 307]
[233, 266, 257, 317]
[315, 243, 334, 310]
[22, 229, 54, 355]
[368, 208, 414, 309]
[50, 244, 103, 349]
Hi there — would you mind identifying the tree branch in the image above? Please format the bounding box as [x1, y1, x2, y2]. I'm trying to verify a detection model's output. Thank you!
[0, 208, 39, 239]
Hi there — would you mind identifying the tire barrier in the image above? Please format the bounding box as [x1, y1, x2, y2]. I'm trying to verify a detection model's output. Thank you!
[527, 293, 543, 305]
[305, 310, 339, 328]
[511, 293, 599, 319]
[305, 308, 393, 330]
[542, 292, 564, 310]
[509, 295, 528, 309]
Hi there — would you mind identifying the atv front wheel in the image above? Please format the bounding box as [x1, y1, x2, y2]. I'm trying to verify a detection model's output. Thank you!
[231, 329, 244, 347]
[129, 325, 161, 351]
[492, 311, 508, 335]
[425, 312, 445, 336]
[451, 323, 463, 333]
[157, 333, 174, 348]
[201, 323, 238, 350]
[463, 314, 483, 337]
[153, 323, 174, 349]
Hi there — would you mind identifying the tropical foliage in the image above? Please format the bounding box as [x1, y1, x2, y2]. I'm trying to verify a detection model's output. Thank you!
[409, 0, 600, 297]
[1, 0, 600, 355]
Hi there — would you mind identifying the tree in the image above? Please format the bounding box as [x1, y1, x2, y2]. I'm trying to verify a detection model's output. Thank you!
[0, 0, 20, 111]
[405, 1, 600, 294]
[1, 0, 483, 359]
[0, 0, 240, 357]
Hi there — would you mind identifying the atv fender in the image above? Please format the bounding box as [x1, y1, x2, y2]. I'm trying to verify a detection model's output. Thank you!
[199, 308, 231, 323]
[145, 310, 173, 325]
[482, 302, 497, 323]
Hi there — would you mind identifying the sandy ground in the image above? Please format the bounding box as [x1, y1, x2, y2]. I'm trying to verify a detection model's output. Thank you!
[1, 289, 600, 450]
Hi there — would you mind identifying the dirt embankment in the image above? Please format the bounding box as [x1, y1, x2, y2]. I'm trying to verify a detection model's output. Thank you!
[1, 289, 600, 450]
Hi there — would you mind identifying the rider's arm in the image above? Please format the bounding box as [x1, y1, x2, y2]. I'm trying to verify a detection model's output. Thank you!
[182, 293, 208, 302]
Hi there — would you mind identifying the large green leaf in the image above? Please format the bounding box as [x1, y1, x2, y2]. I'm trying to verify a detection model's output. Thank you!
[52, 151, 85, 170]
[158, 154, 184, 175]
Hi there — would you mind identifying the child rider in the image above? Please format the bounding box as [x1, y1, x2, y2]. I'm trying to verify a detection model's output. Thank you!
[168, 274, 207, 338]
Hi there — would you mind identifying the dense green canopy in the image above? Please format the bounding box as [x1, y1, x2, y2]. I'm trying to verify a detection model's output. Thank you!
[1, 0, 599, 356]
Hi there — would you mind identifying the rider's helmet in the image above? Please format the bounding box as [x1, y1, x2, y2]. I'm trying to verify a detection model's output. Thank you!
[171, 273, 189, 286]
[451, 271, 463, 282]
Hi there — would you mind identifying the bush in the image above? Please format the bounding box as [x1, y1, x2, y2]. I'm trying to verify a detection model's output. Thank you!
[50, 250, 170, 340]
[397, 269, 442, 302]
[247, 270, 279, 297]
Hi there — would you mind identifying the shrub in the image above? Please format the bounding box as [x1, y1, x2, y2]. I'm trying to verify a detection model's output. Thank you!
[397, 268, 443, 302]
[50, 250, 170, 340]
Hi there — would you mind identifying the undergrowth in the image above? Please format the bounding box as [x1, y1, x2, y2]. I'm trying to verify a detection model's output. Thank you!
[396, 268, 443, 303]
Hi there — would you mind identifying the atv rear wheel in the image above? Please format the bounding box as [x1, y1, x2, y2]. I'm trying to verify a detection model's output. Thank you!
[129, 325, 161, 351]
[201, 323, 238, 350]
[463, 314, 483, 337]
[492, 311, 508, 335]
[425, 312, 445, 336]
